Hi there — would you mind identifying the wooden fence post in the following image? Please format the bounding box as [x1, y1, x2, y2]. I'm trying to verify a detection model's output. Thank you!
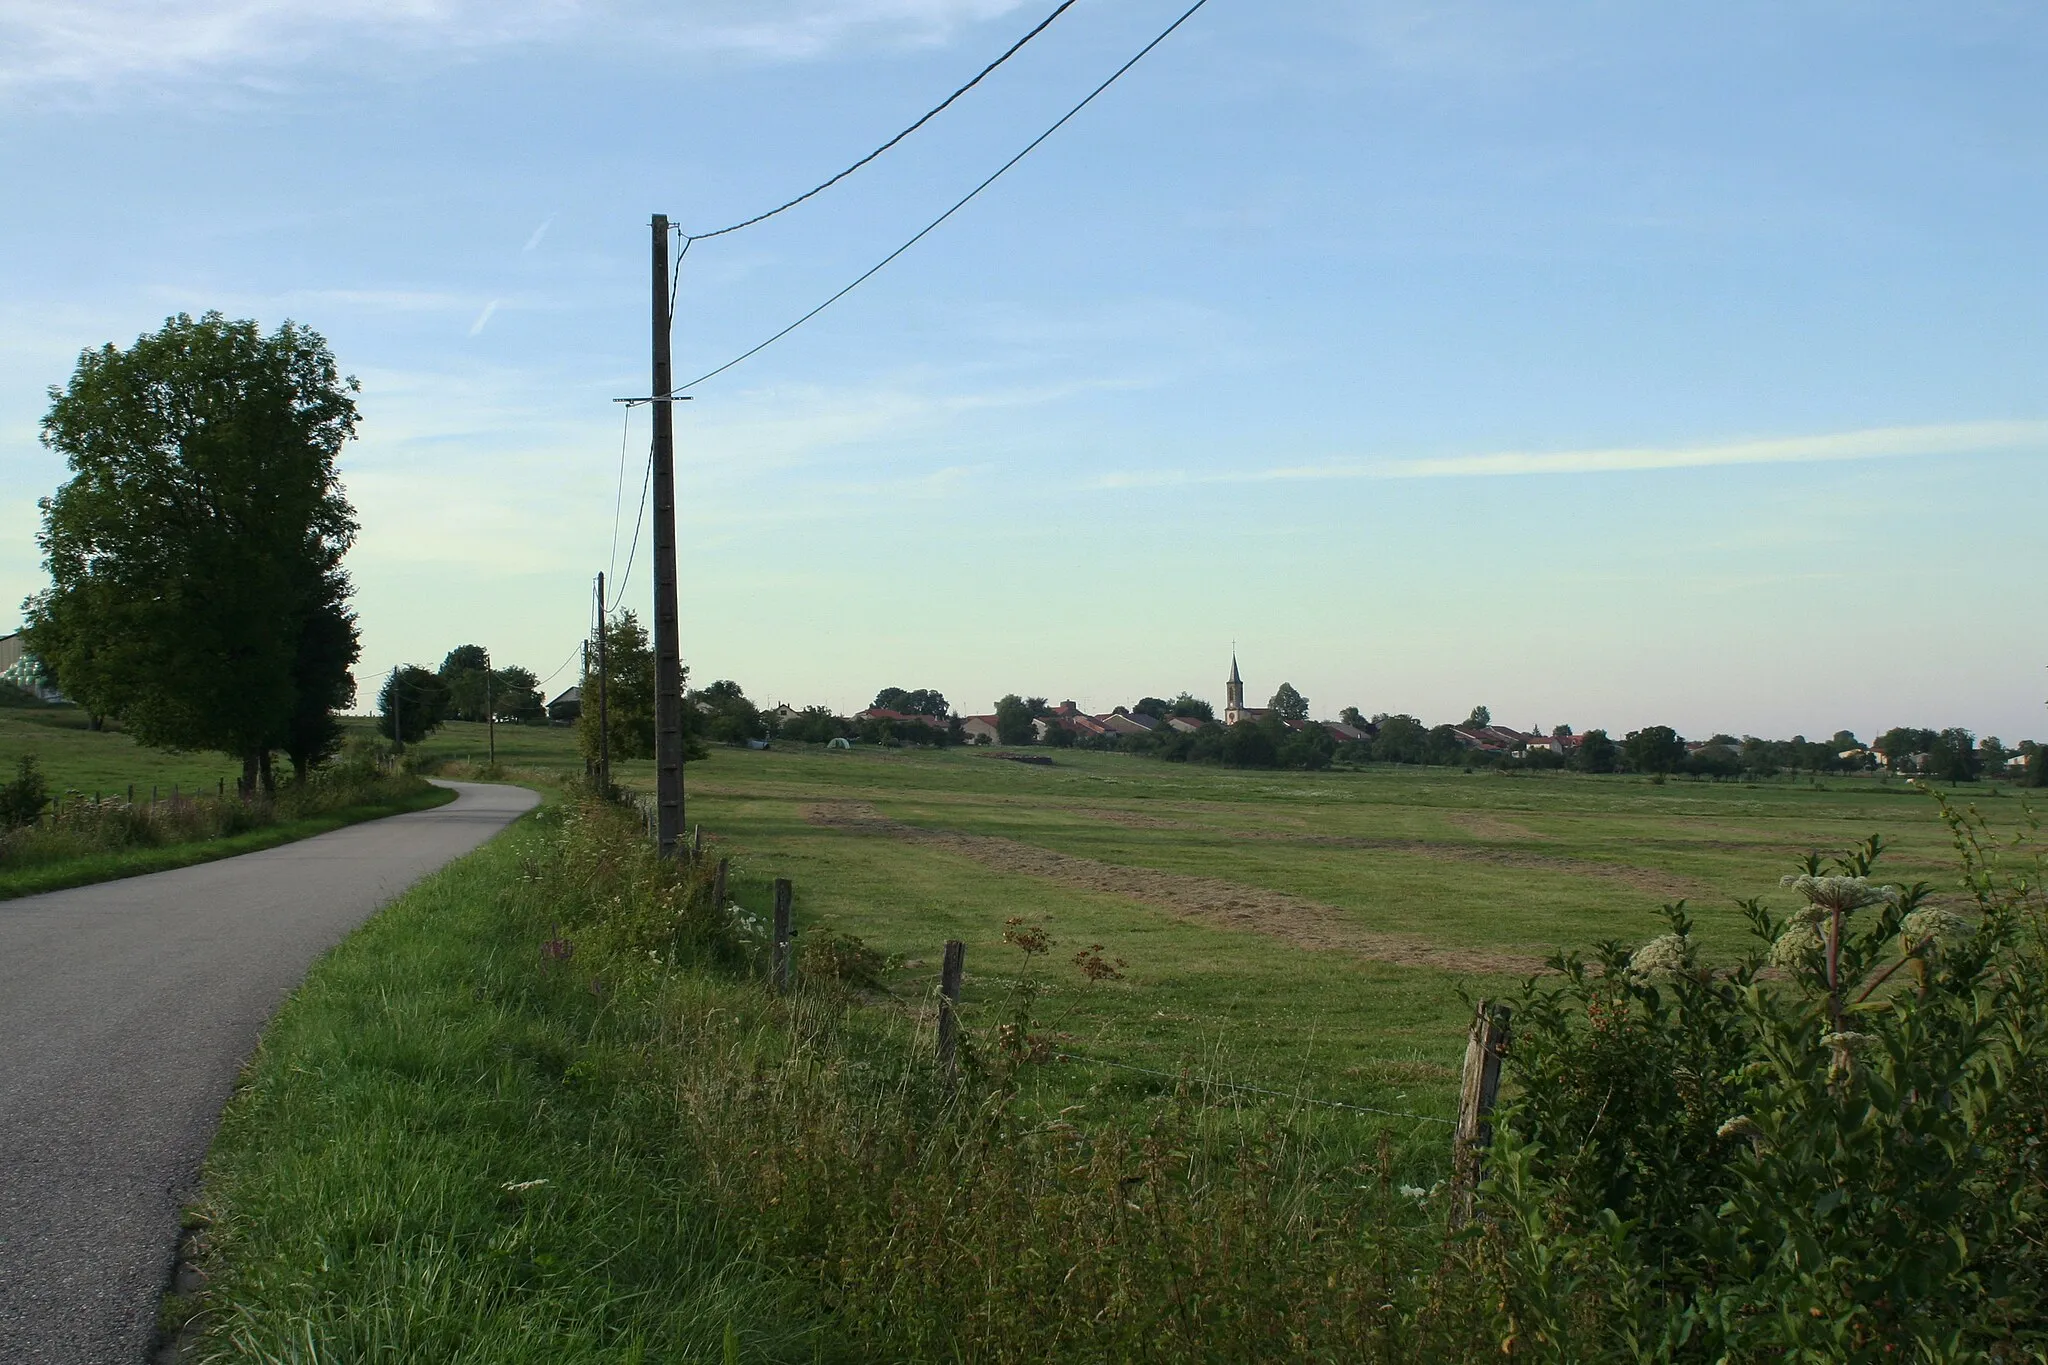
[937, 939, 966, 1093]
[712, 857, 729, 911]
[127, 784, 134, 805]
[771, 879, 793, 993]
[1451, 999, 1512, 1226]
[693, 824, 703, 860]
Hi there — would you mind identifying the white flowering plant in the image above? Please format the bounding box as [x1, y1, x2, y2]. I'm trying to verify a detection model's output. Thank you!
[1485, 808, 2048, 1362]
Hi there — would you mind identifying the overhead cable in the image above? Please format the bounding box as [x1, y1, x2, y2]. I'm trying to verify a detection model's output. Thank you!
[671, 0, 1213, 395]
[612, 443, 654, 606]
[684, 0, 1081, 241]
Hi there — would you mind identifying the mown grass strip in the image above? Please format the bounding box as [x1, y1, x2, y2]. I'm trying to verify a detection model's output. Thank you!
[0, 784, 456, 901]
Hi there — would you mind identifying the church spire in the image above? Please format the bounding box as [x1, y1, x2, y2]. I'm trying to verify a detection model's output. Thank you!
[1225, 652, 1245, 714]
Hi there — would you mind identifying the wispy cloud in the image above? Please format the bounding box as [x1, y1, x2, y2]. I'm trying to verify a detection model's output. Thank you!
[0, 0, 1038, 101]
[522, 215, 555, 253]
[467, 300, 500, 337]
[1091, 420, 2048, 489]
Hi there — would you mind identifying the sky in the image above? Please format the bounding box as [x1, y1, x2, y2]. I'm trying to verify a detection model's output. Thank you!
[1, 0, 2044, 742]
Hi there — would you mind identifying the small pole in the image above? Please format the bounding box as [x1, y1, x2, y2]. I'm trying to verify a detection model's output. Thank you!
[771, 879, 794, 993]
[127, 783, 134, 805]
[712, 856, 729, 910]
[151, 784, 158, 805]
[595, 575, 610, 793]
[1451, 999, 1512, 1227]
[217, 777, 224, 798]
[937, 939, 966, 1093]
[486, 648, 496, 767]
[693, 824, 703, 860]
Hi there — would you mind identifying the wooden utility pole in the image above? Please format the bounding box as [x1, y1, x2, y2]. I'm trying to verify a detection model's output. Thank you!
[596, 571, 611, 792]
[391, 665, 403, 759]
[650, 214, 685, 855]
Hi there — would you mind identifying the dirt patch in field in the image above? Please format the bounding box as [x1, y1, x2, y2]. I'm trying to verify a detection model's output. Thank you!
[1442, 811, 1545, 842]
[1221, 829, 1705, 901]
[804, 801, 1546, 976]
[1089, 808, 1199, 831]
[904, 802, 1706, 903]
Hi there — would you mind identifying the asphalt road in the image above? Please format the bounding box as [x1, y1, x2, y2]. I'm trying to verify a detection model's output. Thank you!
[0, 780, 538, 1363]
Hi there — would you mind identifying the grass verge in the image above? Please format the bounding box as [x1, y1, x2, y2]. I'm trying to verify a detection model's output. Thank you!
[179, 795, 1495, 1362]
[0, 783, 455, 900]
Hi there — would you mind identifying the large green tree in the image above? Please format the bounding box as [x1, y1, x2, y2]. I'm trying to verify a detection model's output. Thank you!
[994, 694, 1038, 746]
[25, 313, 361, 792]
[1268, 683, 1310, 723]
[378, 666, 450, 746]
[1622, 725, 1688, 774]
[579, 611, 703, 764]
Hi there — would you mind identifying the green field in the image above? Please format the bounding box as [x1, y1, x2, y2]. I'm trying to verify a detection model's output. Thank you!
[0, 705, 245, 797]
[404, 720, 2004, 1121]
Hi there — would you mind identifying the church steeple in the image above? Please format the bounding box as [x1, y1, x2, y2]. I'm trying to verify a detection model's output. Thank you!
[1226, 653, 1245, 713]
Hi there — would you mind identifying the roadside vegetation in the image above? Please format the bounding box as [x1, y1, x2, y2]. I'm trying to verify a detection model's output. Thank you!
[0, 739, 449, 899]
[180, 776, 2047, 1360]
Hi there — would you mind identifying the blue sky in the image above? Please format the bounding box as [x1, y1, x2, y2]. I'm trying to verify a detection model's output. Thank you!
[2, 0, 2043, 741]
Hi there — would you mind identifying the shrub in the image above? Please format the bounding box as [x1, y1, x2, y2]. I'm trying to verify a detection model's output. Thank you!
[0, 754, 50, 829]
[1488, 809, 2048, 1360]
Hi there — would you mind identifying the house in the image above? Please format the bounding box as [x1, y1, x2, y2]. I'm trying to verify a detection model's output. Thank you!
[546, 686, 582, 723]
[1100, 711, 1158, 737]
[1323, 721, 1372, 744]
[960, 714, 1001, 745]
[1166, 715, 1206, 734]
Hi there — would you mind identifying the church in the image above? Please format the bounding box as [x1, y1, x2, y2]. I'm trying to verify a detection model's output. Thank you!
[1222, 654, 1270, 727]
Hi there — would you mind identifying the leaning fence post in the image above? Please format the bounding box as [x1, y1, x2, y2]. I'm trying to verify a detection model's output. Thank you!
[771, 879, 793, 993]
[712, 857, 729, 911]
[1451, 999, 1512, 1226]
[937, 939, 966, 1093]
[693, 824, 704, 860]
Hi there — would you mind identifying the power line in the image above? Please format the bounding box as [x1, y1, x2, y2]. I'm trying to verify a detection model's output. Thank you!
[683, 0, 1082, 242]
[612, 442, 654, 606]
[606, 403, 634, 586]
[671, 0, 1214, 395]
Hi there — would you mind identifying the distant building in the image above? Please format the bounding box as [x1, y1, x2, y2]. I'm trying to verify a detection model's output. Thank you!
[0, 631, 62, 702]
[546, 686, 582, 724]
[960, 715, 1001, 745]
[1222, 655, 1271, 727]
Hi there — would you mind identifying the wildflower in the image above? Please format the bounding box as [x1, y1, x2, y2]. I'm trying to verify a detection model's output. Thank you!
[1716, 1115, 1761, 1142]
[1399, 1184, 1429, 1200]
[1626, 933, 1694, 982]
[1901, 907, 1973, 945]
[501, 1178, 548, 1193]
[1779, 874, 1898, 914]
[1768, 919, 1824, 970]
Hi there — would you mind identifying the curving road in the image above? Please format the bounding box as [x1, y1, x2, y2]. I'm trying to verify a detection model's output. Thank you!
[0, 780, 538, 1363]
